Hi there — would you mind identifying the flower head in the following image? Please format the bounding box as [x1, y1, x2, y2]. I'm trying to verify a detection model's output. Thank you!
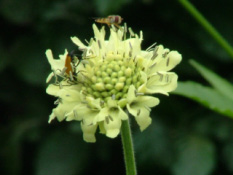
[46, 24, 182, 142]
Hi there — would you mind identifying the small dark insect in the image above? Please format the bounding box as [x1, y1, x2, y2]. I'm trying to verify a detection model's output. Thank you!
[64, 51, 80, 81]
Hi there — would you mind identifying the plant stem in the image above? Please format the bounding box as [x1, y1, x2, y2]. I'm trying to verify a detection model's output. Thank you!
[178, 0, 233, 60]
[121, 120, 137, 175]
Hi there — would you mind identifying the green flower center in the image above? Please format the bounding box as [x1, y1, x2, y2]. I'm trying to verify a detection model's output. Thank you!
[81, 54, 144, 101]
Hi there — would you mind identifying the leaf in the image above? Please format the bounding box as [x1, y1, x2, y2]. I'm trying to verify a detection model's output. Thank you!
[222, 141, 233, 172]
[94, 0, 131, 15]
[173, 81, 233, 118]
[134, 121, 173, 168]
[35, 131, 89, 175]
[172, 136, 215, 175]
[0, 0, 33, 24]
[190, 59, 233, 101]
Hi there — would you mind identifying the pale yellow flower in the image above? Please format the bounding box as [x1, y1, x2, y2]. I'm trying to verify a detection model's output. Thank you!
[46, 24, 182, 142]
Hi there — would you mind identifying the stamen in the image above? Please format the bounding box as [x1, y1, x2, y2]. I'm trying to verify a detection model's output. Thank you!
[157, 72, 163, 81]
[149, 62, 157, 69]
[146, 42, 157, 51]
[61, 67, 67, 76]
[128, 27, 135, 37]
[112, 94, 116, 100]
[151, 46, 159, 60]
[109, 115, 114, 121]
[166, 57, 170, 67]
[73, 110, 78, 118]
[54, 99, 60, 105]
[98, 40, 102, 49]
[137, 109, 141, 116]
[166, 74, 169, 82]
[59, 83, 63, 89]
[69, 71, 74, 81]
[136, 92, 144, 96]
[162, 51, 169, 58]
[129, 42, 133, 57]
[105, 117, 109, 124]
[85, 39, 89, 44]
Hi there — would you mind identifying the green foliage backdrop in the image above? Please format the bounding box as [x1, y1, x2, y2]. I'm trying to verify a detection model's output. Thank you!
[0, 0, 233, 175]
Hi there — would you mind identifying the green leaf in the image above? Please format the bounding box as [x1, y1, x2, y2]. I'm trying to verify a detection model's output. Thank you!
[134, 121, 173, 168]
[94, 0, 131, 15]
[190, 59, 233, 101]
[35, 131, 89, 175]
[172, 136, 215, 175]
[222, 141, 233, 172]
[173, 81, 233, 118]
[0, 0, 33, 24]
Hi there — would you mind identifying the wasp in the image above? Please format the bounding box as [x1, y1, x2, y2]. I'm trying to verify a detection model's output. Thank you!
[64, 51, 80, 81]
[94, 15, 123, 28]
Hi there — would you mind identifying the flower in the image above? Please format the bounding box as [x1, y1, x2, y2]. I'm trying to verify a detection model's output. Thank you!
[46, 24, 182, 142]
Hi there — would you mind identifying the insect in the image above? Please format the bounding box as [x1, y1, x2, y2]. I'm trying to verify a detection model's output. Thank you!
[94, 15, 123, 28]
[64, 51, 80, 81]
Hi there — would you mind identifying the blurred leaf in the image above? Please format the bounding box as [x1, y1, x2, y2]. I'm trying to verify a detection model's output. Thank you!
[134, 121, 173, 168]
[222, 141, 233, 172]
[0, 0, 33, 24]
[10, 36, 50, 86]
[172, 136, 215, 175]
[94, 0, 131, 15]
[173, 81, 233, 118]
[35, 131, 89, 175]
[1, 118, 40, 174]
[190, 59, 233, 101]
[0, 42, 9, 72]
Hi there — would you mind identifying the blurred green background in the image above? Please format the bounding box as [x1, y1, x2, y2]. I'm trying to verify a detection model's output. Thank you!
[1, 0, 233, 175]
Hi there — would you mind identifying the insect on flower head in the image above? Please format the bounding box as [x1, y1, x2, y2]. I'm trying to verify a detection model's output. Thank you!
[46, 20, 182, 143]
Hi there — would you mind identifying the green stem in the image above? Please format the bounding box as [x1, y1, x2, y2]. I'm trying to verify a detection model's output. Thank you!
[178, 0, 233, 60]
[121, 120, 137, 175]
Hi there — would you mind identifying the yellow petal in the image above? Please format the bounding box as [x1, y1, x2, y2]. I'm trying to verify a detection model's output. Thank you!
[146, 72, 178, 95]
[81, 123, 97, 143]
[104, 116, 121, 138]
[71, 36, 87, 49]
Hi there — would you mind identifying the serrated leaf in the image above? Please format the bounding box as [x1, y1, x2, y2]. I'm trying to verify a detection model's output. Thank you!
[173, 81, 233, 118]
[190, 59, 233, 101]
[172, 136, 215, 175]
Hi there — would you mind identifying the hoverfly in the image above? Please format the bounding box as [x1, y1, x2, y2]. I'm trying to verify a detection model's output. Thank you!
[94, 15, 123, 28]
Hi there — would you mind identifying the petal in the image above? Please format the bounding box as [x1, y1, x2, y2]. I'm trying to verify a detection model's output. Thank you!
[136, 96, 160, 108]
[57, 89, 81, 102]
[46, 72, 54, 83]
[127, 104, 152, 131]
[71, 36, 87, 49]
[104, 115, 122, 138]
[53, 101, 78, 121]
[148, 51, 182, 73]
[127, 85, 137, 103]
[93, 107, 109, 124]
[134, 108, 152, 131]
[81, 123, 97, 143]
[146, 72, 178, 95]
[46, 49, 67, 71]
[117, 107, 128, 120]
[48, 112, 56, 123]
[46, 84, 61, 96]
